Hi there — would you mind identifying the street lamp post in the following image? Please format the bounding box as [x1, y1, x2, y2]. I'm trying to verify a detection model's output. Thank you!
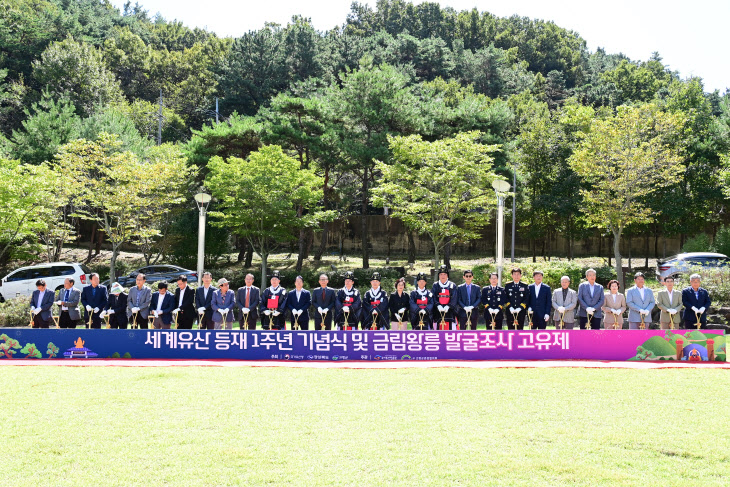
[492, 180, 511, 287]
[194, 192, 212, 286]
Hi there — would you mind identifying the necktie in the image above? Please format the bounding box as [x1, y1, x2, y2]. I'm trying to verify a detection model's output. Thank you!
[322, 288, 326, 301]
[92, 287, 96, 297]
[245, 288, 250, 307]
[64, 289, 69, 302]
[695, 291, 699, 300]
[467, 285, 471, 300]
[136, 290, 140, 307]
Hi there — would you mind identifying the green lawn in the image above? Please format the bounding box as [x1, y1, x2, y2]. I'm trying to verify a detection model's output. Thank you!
[5, 367, 728, 486]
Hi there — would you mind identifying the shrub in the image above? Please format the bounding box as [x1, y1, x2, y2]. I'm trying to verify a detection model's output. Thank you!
[682, 233, 712, 253]
[472, 261, 608, 289]
[712, 225, 730, 256]
[0, 297, 35, 327]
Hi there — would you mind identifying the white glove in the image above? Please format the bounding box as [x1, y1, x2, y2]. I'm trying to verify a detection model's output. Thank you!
[296, 309, 302, 317]
[323, 308, 329, 313]
[173, 308, 180, 314]
[489, 308, 497, 314]
[132, 307, 140, 313]
[668, 308, 676, 315]
[107, 309, 115, 315]
[55, 300, 62, 306]
[419, 309, 426, 315]
[342, 306, 350, 312]
[197, 307, 205, 313]
[222, 308, 230, 314]
[273, 310, 280, 316]
[509, 307, 516, 314]
[242, 307, 250, 313]
[399, 307, 406, 313]
[613, 309, 621, 315]
[86, 305, 92, 312]
[372, 309, 377, 315]
[93, 307, 100, 313]
[558, 306, 565, 313]
[153, 311, 159, 318]
[586, 307, 595, 314]
[528, 307, 532, 312]
[640, 309, 649, 316]
[395, 313, 402, 321]
[99, 310, 107, 318]
[691, 306, 698, 313]
[464, 306, 473, 312]
[544, 314, 549, 321]
[317, 307, 323, 314]
[263, 310, 271, 316]
[699, 307, 705, 314]
[32, 307, 39, 315]
[443, 305, 449, 312]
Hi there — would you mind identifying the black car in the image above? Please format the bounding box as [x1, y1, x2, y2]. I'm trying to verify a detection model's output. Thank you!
[113, 265, 198, 287]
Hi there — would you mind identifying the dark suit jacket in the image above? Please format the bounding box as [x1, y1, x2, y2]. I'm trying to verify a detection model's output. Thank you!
[107, 293, 128, 327]
[195, 285, 217, 320]
[681, 287, 711, 325]
[528, 283, 552, 320]
[30, 289, 55, 321]
[236, 286, 261, 319]
[150, 292, 176, 325]
[174, 285, 196, 316]
[456, 283, 481, 317]
[81, 285, 109, 321]
[311, 286, 336, 310]
[285, 289, 311, 325]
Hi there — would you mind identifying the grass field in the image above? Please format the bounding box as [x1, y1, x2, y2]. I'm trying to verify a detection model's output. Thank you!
[5, 367, 728, 486]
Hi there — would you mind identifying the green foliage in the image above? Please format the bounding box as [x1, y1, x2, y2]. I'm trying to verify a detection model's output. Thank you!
[0, 298, 35, 327]
[77, 105, 152, 157]
[682, 233, 713, 253]
[20, 342, 42, 358]
[472, 261, 613, 290]
[32, 36, 124, 116]
[46, 342, 59, 358]
[712, 226, 730, 257]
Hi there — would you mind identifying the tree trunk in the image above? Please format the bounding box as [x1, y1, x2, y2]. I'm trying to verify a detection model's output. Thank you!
[361, 168, 370, 269]
[260, 251, 268, 289]
[628, 235, 632, 272]
[407, 230, 416, 264]
[296, 206, 305, 272]
[531, 238, 536, 263]
[644, 233, 649, 269]
[85, 223, 97, 264]
[385, 216, 392, 265]
[444, 240, 452, 269]
[314, 221, 328, 262]
[109, 247, 119, 284]
[608, 234, 612, 268]
[236, 237, 245, 263]
[613, 230, 623, 290]
[95, 227, 103, 256]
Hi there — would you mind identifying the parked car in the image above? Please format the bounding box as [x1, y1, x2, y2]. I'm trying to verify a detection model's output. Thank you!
[0, 262, 92, 302]
[656, 252, 730, 280]
[111, 265, 197, 288]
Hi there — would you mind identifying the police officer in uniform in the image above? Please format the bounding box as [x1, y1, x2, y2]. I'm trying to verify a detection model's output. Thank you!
[362, 272, 389, 330]
[335, 271, 361, 330]
[260, 270, 287, 330]
[503, 267, 528, 329]
[432, 265, 458, 330]
[481, 272, 505, 329]
[410, 273, 433, 330]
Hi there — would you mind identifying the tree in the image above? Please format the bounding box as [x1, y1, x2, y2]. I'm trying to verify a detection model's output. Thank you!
[46, 342, 59, 358]
[10, 90, 80, 164]
[32, 37, 124, 116]
[569, 104, 686, 286]
[54, 134, 195, 283]
[0, 334, 21, 358]
[206, 145, 327, 284]
[20, 342, 42, 358]
[0, 158, 58, 264]
[373, 131, 500, 268]
[326, 59, 420, 268]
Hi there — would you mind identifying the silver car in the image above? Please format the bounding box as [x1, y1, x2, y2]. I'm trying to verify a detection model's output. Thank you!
[656, 252, 730, 280]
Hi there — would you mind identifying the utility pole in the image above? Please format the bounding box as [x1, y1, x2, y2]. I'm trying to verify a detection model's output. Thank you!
[157, 89, 163, 146]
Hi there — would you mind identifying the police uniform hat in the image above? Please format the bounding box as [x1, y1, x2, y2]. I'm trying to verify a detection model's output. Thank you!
[343, 271, 356, 282]
[416, 272, 428, 282]
[437, 264, 449, 277]
[268, 270, 281, 279]
[370, 272, 381, 281]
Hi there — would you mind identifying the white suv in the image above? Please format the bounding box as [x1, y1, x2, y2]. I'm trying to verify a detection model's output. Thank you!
[0, 262, 92, 302]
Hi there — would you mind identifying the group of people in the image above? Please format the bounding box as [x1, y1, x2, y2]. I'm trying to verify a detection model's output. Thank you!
[27, 265, 712, 330]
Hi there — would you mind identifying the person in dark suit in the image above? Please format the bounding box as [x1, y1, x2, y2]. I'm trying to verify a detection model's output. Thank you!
[236, 273, 260, 330]
[312, 274, 336, 330]
[527, 270, 552, 330]
[150, 281, 175, 329]
[432, 265, 458, 330]
[362, 272, 389, 330]
[682, 274, 712, 329]
[410, 273, 433, 330]
[389, 278, 410, 330]
[30, 279, 54, 328]
[286, 276, 311, 330]
[81, 273, 108, 329]
[481, 272, 505, 329]
[55, 278, 81, 329]
[195, 272, 217, 329]
[173, 275, 196, 329]
[102, 282, 128, 329]
[335, 271, 361, 330]
[457, 270, 481, 330]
